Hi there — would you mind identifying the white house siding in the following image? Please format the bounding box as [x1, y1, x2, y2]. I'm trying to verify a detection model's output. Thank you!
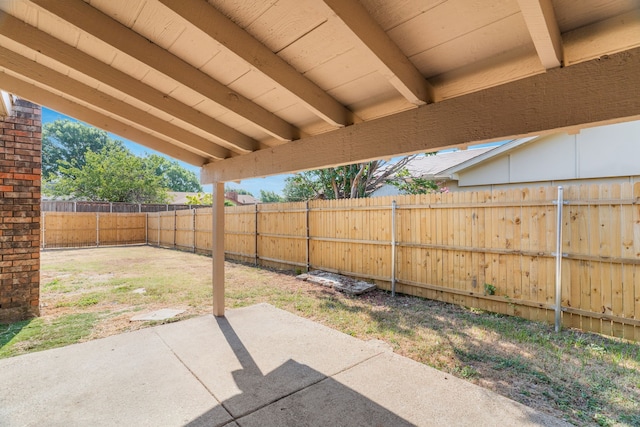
[454, 120, 640, 189]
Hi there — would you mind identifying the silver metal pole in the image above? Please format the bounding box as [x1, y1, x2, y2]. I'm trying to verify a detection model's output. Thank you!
[554, 186, 564, 333]
[305, 201, 310, 271]
[391, 200, 397, 297]
[255, 203, 259, 266]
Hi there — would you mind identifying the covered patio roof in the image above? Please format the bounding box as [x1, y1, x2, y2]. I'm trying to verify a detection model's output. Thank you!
[1, 0, 639, 315]
[0, 0, 638, 180]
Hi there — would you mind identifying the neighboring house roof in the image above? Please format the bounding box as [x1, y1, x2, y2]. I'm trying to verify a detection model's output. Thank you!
[225, 191, 261, 205]
[236, 194, 261, 205]
[434, 137, 538, 180]
[404, 147, 496, 179]
[434, 120, 640, 187]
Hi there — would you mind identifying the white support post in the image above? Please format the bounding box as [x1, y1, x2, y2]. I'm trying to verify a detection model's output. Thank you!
[212, 182, 225, 317]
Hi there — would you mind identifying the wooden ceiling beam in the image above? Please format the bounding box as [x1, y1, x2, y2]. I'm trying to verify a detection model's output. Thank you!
[157, 0, 358, 127]
[0, 46, 231, 160]
[29, 0, 299, 142]
[202, 46, 640, 183]
[0, 72, 208, 165]
[563, 9, 640, 66]
[517, 0, 563, 69]
[323, 0, 433, 105]
[0, 11, 256, 155]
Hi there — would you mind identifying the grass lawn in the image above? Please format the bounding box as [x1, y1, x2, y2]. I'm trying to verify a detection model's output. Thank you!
[1, 246, 639, 426]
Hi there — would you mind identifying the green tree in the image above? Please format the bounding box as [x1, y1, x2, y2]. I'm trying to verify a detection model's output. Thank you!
[224, 186, 254, 196]
[282, 155, 438, 201]
[42, 119, 123, 178]
[185, 193, 235, 206]
[259, 190, 283, 203]
[283, 174, 321, 201]
[145, 155, 202, 192]
[388, 168, 439, 195]
[47, 145, 169, 203]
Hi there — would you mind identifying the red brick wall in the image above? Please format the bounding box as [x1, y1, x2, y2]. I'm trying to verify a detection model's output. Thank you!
[0, 99, 41, 323]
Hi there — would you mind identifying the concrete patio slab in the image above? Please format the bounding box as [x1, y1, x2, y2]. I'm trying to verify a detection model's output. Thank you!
[0, 303, 569, 426]
[155, 304, 382, 419]
[0, 327, 230, 427]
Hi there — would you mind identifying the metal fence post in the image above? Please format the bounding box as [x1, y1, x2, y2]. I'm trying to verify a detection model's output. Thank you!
[254, 203, 259, 266]
[554, 186, 564, 333]
[192, 208, 196, 253]
[306, 200, 310, 271]
[391, 200, 397, 297]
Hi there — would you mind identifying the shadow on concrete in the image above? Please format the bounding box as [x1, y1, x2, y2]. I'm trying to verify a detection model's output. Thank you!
[186, 316, 415, 427]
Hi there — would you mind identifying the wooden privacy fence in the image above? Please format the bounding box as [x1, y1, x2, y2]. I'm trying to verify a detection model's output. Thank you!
[41, 212, 147, 248]
[42, 183, 640, 341]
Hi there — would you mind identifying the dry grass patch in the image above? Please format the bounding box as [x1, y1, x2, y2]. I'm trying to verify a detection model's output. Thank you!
[0, 246, 638, 426]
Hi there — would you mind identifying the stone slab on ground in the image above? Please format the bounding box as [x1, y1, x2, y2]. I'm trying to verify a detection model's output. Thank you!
[130, 308, 185, 321]
[296, 270, 376, 295]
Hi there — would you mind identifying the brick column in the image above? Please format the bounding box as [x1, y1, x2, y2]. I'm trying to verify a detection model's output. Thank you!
[0, 99, 41, 323]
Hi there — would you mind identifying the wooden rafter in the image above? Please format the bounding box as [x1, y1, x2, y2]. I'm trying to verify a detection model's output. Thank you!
[517, 0, 563, 69]
[0, 11, 257, 155]
[202, 47, 640, 183]
[29, 0, 299, 142]
[0, 71, 208, 165]
[157, 0, 358, 127]
[563, 9, 640, 66]
[323, 0, 434, 105]
[0, 46, 231, 160]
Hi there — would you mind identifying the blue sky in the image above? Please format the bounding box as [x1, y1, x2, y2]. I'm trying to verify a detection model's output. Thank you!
[42, 107, 508, 196]
[42, 107, 291, 196]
